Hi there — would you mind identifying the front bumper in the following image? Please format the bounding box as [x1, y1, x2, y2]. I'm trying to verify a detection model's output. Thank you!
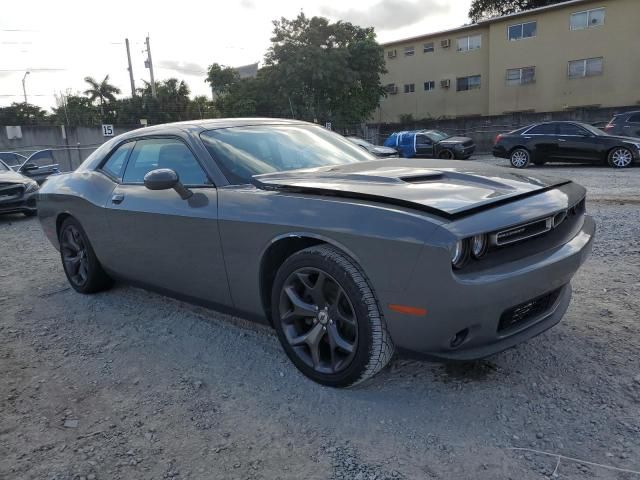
[0, 189, 37, 215]
[456, 145, 476, 159]
[381, 214, 595, 360]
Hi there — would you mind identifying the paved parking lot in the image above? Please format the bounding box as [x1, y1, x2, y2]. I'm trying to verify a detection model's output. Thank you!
[1, 160, 639, 480]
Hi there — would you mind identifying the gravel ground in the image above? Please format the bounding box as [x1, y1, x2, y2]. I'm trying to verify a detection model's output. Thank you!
[1, 161, 639, 480]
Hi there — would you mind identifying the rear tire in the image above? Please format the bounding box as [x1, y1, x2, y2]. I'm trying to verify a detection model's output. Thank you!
[510, 148, 531, 168]
[271, 245, 394, 388]
[607, 147, 634, 168]
[59, 217, 113, 294]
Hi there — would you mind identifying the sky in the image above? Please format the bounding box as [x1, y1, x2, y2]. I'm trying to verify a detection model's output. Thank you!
[0, 0, 472, 110]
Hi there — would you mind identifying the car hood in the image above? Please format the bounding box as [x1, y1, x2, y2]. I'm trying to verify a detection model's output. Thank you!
[372, 146, 398, 154]
[253, 159, 571, 218]
[437, 136, 473, 145]
[0, 169, 29, 184]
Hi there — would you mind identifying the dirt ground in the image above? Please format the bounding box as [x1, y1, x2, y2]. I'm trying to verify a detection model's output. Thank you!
[1, 161, 639, 480]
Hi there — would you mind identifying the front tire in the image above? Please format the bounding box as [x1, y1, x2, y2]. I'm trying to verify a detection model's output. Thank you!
[438, 150, 454, 160]
[510, 148, 531, 168]
[59, 217, 113, 294]
[271, 245, 394, 388]
[608, 147, 634, 168]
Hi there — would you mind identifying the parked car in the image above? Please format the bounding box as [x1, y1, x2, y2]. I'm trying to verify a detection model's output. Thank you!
[0, 149, 60, 184]
[38, 119, 594, 387]
[0, 159, 39, 216]
[384, 130, 475, 159]
[603, 111, 640, 138]
[346, 137, 398, 157]
[493, 121, 640, 169]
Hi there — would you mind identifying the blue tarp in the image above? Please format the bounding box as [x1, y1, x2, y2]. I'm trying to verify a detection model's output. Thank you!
[383, 131, 420, 158]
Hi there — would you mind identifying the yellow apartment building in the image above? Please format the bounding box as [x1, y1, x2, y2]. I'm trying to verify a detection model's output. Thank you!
[375, 0, 640, 122]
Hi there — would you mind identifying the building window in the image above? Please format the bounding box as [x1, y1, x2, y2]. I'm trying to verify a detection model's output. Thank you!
[457, 75, 481, 91]
[508, 21, 537, 41]
[570, 8, 605, 30]
[423, 42, 434, 53]
[457, 35, 481, 52]
[404, 83, 415, 93]
[506, 67, 536, 85]
[568, 57, 603, 78]
[386, 83, 398, 94]
[424, 81, 435, 91]
[404, 46, 415, 56]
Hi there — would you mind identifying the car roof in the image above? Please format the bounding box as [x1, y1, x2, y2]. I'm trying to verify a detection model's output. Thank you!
[113, 118, 314, 142]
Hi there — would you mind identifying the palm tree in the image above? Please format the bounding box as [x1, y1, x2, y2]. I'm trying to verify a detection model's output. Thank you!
[83, 75, 121, 118]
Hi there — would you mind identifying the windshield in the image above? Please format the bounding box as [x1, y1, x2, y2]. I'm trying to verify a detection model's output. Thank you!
[424, 130, 451, 142]
[201, 124, 375, 184]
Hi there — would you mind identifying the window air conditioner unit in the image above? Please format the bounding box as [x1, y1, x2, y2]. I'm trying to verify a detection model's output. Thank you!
[440, 79, 451, 89]
[387, 49, 397, 58]
[440, 39, 451, 48]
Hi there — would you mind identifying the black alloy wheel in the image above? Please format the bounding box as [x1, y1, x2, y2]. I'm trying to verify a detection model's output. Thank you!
[439, 150, 454, 159]
[61, 224, 90, 287]
[279, 267, 358, 374]
[59, 218, 113, 293]
[271, 245, 394, 387]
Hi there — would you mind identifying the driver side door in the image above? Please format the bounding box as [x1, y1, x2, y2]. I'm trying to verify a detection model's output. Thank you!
[103, 136, 232, 306]
[415, 134, 435, 157]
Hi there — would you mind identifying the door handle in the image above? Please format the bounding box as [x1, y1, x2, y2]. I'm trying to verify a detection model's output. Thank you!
[558, 138, 567, 142]
[111, 193, 124, 204]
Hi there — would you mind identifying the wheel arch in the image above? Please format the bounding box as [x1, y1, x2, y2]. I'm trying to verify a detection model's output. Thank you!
[258, 233, 363, 325]
[55, 212, 73, 239]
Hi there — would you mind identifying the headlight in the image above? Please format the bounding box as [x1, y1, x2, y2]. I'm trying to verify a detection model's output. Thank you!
[24, 181, 39, 193]
[471, 234, 488, 258]
[451, 239, 469, 269]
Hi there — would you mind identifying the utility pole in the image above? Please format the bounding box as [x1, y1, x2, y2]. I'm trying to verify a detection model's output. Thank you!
[22, 71, 30, 103]
[125, 38, 136, 96]
[145, 36, 157, 98]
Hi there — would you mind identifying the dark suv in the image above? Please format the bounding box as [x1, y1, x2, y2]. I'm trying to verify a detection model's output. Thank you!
[604, 111, 640, 138]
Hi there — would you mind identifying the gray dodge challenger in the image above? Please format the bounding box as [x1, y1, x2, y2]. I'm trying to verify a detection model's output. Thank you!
[37, 119, 595, 387]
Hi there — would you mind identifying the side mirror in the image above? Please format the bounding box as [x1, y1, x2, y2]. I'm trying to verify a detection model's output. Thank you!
[143, 168, 193, 200]
[21, 162, 38, 171]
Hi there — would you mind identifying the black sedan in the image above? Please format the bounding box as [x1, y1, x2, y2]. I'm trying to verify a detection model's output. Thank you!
[493, 121, 640, 169]
[0, 159, 39, 216]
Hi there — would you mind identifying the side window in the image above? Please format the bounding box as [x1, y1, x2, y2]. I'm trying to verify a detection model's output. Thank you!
[102, 142, 134, 180]
[627, 114, 640, 124]
[416, 134, 432, 146]
[123, 138, 209, 186]
[558, 123, 587, 136]
[527, 124, 557, 135]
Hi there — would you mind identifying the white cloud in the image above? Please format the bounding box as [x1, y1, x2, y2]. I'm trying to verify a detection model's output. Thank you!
[0, 0, 471, 110]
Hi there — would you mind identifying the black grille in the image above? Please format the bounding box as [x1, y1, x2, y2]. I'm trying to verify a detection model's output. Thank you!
[498, 288, 562, 332]
[0, 184, 24, 201]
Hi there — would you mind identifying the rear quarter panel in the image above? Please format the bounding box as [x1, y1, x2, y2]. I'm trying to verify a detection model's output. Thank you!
[38, 171, 116, 258]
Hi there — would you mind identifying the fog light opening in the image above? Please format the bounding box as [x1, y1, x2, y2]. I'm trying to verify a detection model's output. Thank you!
[449, 328, 469, 349]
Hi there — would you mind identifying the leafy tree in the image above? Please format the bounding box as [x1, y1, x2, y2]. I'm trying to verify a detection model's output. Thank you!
[469, 0, 571, 22]
[205, 63, 240, 97]
[83, 75, 121, 118]
[52, 94, 100, 126]
[0, 102, 50, 125]
[187, 95, 219, 119]
[264, 13, 387, 125]
[139, 78, 193, 124]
